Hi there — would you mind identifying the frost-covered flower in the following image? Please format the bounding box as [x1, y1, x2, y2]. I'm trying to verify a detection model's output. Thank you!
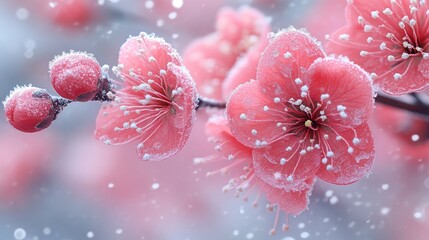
[183, 6, 270, 100]
[227, 28, 375, 191]
[95, 32, 198, 161]
[198, 115, 314, 232]
[326, 0, 429, 95]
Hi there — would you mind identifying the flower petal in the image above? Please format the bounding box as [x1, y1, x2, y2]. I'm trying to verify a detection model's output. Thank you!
[316, 124, 375, 185]
[252, 137, 321, 192]
[325, 25, 388, 78]
[118, 32, 182, 89]
[226, 80, 290, 148]
[257, 28, 326, 102]
[258, 177, 315, 216]
[167, 63, 198, 129]
[183, 34, 236, 100]
[95, 96, 141, 145]
[308, 58, 374, 126]
[381, 57, 429, 95]
[222, 35, 269, 99]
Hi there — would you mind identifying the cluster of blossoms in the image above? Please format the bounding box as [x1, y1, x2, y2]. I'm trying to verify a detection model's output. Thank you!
[4, 0, 429, 234]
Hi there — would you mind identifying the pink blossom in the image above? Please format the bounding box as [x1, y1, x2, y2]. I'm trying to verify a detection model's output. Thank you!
[201, 115, 314, 223]
[373, 104, 429, 161]
[325, 0, 429, 95]
[95, 32, 197, 161]
[0, 127, 53, 204]
[227, 28, 375, 191]
[183, 6, 270, 100]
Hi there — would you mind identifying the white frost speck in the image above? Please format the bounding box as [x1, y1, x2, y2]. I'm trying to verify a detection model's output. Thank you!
[152, 182, 160, 190]
[300, 231, 310, 239]
[414, 211, 423, 219]
[14, 228, 26, 240]
[411, 134, 420, 142]
[246, 233, 254, 239]
[380, 207, 390, 215]
[330, 196, 339, 205]
[145, 0, 154, 9]
[87, 231, 94, 238]
[43, 227, 51, 235]
[172, 0, 184, 8]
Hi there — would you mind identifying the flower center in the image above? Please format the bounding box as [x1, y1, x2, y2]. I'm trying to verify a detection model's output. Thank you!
[304, 119, 319, 131]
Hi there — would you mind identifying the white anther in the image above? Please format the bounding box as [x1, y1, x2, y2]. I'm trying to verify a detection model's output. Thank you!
[394, 73, 402, 80]
[322, 158, 328, 164]
[353, 137, 361, 145]
[364, 25, 372, 32]
[339, 34, 350, 41]
[383, 8, 393, 15]
[337, 105, 347, 111]
[284, 52, 292, 59]
[320, 94, 330, 100]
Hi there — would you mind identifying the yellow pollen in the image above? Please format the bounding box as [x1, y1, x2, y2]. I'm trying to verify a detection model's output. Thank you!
[305, 120, 312, 128]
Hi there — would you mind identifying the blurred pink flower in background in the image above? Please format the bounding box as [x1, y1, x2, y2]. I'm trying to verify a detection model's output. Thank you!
[0, 128, 53, 205]
[326, 0, 429, 95]
[183, 6, 270, 100]
[95, 32, 197, 161]
[374, 104, 429, 161]
[42, 0, 96, 28]
[301, 0, 346, 40]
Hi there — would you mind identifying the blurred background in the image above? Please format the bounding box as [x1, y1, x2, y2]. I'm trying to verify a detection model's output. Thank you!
[0, 0, 428, 239]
